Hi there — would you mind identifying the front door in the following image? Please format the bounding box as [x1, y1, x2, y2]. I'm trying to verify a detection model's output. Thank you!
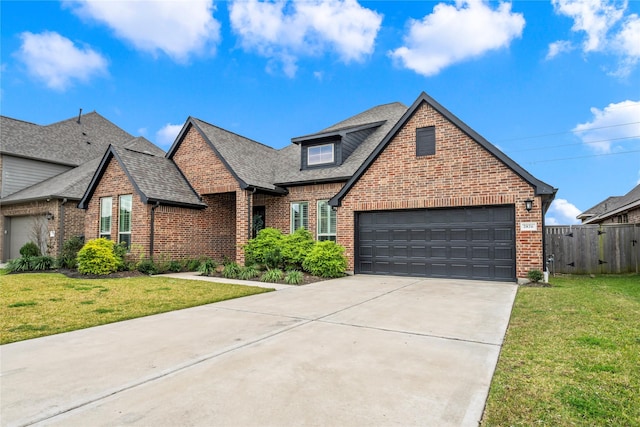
[252, 206, 266, 238]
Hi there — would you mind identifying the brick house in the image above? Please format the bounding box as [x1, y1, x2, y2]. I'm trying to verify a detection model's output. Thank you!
[577, 183, 640, 224]
[80, 92, 557, 282]
[0, 112, 163, 261]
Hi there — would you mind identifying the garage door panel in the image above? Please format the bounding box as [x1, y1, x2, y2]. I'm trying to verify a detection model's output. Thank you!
[357, 206, 515, 282]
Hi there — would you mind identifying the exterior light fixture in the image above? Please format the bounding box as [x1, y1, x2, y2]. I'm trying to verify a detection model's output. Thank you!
[524, 199, 533, 212]
[46, 212, 54, 220]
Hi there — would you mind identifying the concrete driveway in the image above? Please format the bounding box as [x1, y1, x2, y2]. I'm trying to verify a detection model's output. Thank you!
[1, 275, 516, 427]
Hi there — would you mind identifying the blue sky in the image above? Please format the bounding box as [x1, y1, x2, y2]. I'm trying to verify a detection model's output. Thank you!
[2, 0, 639, 225]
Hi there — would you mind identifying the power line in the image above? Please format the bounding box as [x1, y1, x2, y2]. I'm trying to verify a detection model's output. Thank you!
[525, 149, 640, 165]
[495, 121, 640, 143]
[507, 135, 640, 153]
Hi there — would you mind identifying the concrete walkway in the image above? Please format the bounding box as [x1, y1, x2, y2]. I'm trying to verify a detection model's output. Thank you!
[1, 275, 517, 427]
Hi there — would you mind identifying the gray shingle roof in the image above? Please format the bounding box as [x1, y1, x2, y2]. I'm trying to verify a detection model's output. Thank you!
[1, 112, 140, 166]
[0, 157, 101, 205]
[79, 143, 205, 209]
[185, 118, 284, 192]
[578, 184, 640, 223]
[276, 102, 408, 185]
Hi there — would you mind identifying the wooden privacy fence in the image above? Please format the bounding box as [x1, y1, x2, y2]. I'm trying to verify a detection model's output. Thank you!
[545, 224, 640, 274]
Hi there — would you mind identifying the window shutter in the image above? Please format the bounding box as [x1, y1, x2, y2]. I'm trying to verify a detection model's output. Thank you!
[416, 126, 436, 157]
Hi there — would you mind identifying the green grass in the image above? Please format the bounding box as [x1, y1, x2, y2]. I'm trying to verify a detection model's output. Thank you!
[0, 272, 272, 344]
[482, 274, 640, 426]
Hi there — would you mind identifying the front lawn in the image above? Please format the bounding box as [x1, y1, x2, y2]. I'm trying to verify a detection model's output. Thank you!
[0, 273, 272, 344]
[482, 275, 640, 426]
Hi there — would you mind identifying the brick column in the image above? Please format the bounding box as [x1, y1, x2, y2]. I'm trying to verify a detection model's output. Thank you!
[235, 189, 251, 265]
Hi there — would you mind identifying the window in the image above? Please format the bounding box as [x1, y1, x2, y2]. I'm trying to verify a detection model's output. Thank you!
[317, 200, 337, 241]
[307, 144, 334, 165]
[416, 126, 436, 157]
[291, 202, 309, 232]
[118, 195, 132, 248]
[99, 197, 112, 239]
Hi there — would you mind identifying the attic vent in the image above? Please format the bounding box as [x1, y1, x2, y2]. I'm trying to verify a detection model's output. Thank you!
[86, 141, 91, 145]
[82, 132, 87, 136]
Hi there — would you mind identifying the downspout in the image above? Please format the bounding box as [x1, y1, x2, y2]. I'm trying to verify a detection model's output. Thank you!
[150, 201, 160, 260]
[59, 198, 68, 257]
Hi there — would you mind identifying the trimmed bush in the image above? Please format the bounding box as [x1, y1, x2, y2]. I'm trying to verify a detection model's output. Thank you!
[281, 228, 314, 268]
[243, 228, 284, 266]
[302, 241, 348, 278]
[20, 242, 41, 258]
[167, 260, 183, 272]
[261, 268, 283, 283]
[58, 236, 84, 269]
[77, 238, 119, 275]
[528, 269, 544, 283]
[198, 258, 217, 276]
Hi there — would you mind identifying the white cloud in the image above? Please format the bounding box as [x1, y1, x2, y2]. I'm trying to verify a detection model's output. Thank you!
[389, 0, 525, 77]
[546, 199, 583, 225]
[550, 0, 639, 76]
[65, 0, 220, 63]
[156, 123, 184, 148]
[573, 100, 640, 153]
[15, 31, 107, 91]
[546, 40, 574, 59]
[229, 0, 382, 77]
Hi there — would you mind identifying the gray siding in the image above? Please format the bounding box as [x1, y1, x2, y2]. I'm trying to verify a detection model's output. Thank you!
[342, 127, 376, 161]
[1, 155, 71, 198]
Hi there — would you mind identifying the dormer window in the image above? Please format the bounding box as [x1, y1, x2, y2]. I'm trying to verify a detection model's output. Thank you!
[307, 144, 334, 166]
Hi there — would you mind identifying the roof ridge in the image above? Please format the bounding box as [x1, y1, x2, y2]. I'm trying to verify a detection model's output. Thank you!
[192, 117, 279, 152]
[0, 116, 40, 126]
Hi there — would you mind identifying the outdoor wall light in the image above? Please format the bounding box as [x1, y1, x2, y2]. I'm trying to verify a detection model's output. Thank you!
[524, 199, 533, 212]
[46, 212, 54, 221]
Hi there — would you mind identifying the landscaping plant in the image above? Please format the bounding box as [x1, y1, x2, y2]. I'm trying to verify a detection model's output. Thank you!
[261, 268, 283, 283]
[238, 265, 261, 280]
[19, 241, 41, 258]
[281, 228, 315, 269]
[58, 236, 84, 269]
[284, 270, 304, 285]
[302, 241, 348, 278]
[222, 262, 242, 279]
[243, 227, 284, 266]
[76, 238, 120, 275]
[197, 258, 217, 276]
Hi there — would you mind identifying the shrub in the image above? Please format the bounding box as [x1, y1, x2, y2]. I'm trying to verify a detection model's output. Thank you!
[20, 242, 41, 258]
[113, 242, 129, 271]
[528, 269, 544, 283]
[223, 262, 242, 279]
[198, 258, 217, 276]
[302, 241, 348, 278]
[186, 258, 202, 271]
[263, 247, 283, 270]
[6, 257, 31, 272]
[77, 238, 119, 275]
[243, 228, 284, 266]
[167, 260, 183, 272]
[284, 270, 304, 285]
[58, 236, 84, 269]
[281, 228, 314, 268]
[261, 268, 283, 283]
[238, 265, 260, 280]
[30, 255, 56, 271]
[137, 259, 159, 275]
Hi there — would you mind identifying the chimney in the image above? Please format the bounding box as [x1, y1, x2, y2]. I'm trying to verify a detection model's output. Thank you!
[77, 108, 83, 124]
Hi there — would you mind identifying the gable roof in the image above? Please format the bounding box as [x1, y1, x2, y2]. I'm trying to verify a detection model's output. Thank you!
[329, 92, 557, 207]
[168, 118, 286, 194]
[0, 112, 146, 166]
[275, 102, 408, 186]
[79, 143, 205, 209]
[0, 157, 101, 205]
[578, 184, 640, 223]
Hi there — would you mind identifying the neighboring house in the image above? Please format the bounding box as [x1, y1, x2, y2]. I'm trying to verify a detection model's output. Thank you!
[80, 92, 557, 283]
[0, 112, 163, 261]
[577, 183, 640, 224]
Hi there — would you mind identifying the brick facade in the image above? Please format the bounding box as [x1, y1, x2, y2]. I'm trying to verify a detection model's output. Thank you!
[1, 199, 85, 260]
[336, 102, 544, 278]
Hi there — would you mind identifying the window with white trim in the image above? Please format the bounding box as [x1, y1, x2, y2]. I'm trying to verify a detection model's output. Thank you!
[290, 202, 309, 232]
[99, 197, 112, 239]
[317, 200, 337, 241]
[307, 144, 334, 166]
[118, 195, 132, 248]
